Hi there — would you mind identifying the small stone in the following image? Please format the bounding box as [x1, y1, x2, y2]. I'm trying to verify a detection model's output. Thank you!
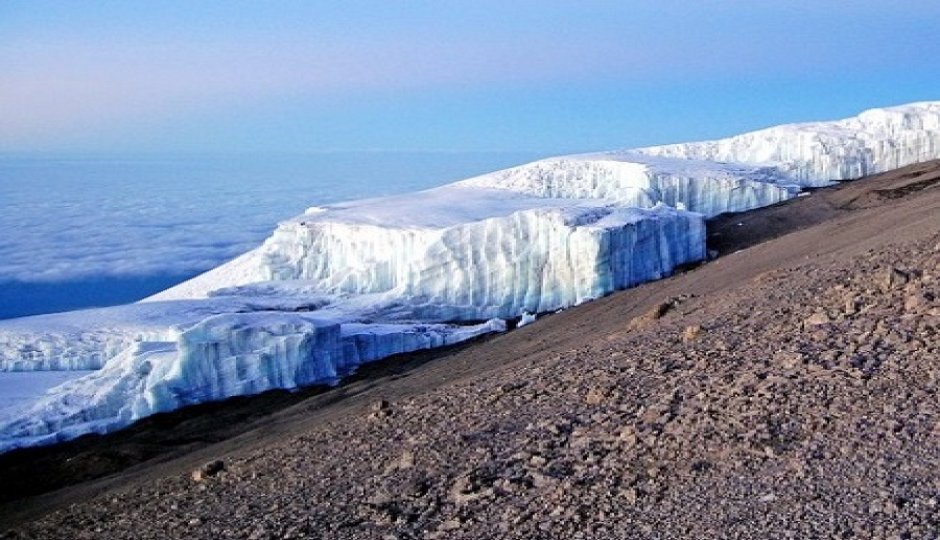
[585, 388, 606, 405]
[371, 399, 391, 412]
[618, 429, 638, 446]
[880, 268, 909, 291]
[773, 351, 803, 369]
[683, 324, 703, 343]
[439, 519, 462, 531]
[191, 460, 225, 482]
[528, 455, 548, 468]
[844, 296, 860, 315]
[365, 490, 394, 507]
[369, 399, 393, 419]
[621, 487, 638, 504]
[904, 294, 924, 312]
[384, 449, 415, 473]
[804, 312, 830, 326]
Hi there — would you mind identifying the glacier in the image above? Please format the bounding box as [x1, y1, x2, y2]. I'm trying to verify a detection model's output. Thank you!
[0, 309, 506, 450]
[633, 101, 940, 185]
[2, 100, 940, 453]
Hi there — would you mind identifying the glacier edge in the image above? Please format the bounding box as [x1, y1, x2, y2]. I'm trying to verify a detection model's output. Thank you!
[3, 100, 940, 452]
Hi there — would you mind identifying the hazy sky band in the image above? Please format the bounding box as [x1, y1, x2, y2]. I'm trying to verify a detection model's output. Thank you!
[2, 0, 939, 154]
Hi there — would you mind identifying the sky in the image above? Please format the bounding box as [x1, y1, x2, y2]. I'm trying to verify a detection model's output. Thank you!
[2, 0, 940, 155]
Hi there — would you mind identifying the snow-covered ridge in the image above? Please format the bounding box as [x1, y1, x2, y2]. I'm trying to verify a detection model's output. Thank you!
[2, 100, 939, 453]
[454, 152, 794, 216]
[634, 102, 940, 185]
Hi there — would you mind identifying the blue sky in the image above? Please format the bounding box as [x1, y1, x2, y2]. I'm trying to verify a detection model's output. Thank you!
[2, 0, 939, 155]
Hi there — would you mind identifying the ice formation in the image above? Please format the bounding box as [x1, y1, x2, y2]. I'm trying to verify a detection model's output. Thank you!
[2, 100, 940, 453]
[0, 311, 505, 451]
[634, 101, 940, 185]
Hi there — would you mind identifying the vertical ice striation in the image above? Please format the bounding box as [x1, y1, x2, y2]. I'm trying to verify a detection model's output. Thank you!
[341, 319, 507, 366]
[454, 153, 795, 217]
[151, 313, 346, 408]
[252, 202, 704, 320]
[0, 312, 505, 452]
[634, 102, 940, 185]
[398, 205, 705, 319]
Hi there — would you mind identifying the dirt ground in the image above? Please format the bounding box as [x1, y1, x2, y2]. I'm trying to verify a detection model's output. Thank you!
[1, 161, 938, 538]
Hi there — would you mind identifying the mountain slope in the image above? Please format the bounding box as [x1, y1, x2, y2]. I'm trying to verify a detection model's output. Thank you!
[2, 159, 937, 537]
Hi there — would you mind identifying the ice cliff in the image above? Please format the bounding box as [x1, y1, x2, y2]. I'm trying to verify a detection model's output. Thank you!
[634, 101, 940, 185]
[2, 100, 940, 453]
[0, 311, 505, 450]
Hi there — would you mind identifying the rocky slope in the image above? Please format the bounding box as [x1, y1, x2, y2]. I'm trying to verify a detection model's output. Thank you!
[1, 160, 939, 539]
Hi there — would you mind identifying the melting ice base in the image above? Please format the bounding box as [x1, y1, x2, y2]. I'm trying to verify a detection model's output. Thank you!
[2, 101, 940, 453]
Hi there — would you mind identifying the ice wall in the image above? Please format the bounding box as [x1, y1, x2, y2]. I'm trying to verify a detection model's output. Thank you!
[398, 204, 705, 320]
[154, 103, 940, 308]
[455, 153, 795, 217]
[0, 202, 702, 451]
[0, 313, 504, 452]
[634, 102, 940, 185]
[254, 203, 705, 320]
[149, 190, 708, 306]
[0, 297, 299, 372]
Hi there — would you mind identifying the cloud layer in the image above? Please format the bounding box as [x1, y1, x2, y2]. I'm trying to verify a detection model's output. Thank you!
[0, 152, 541, 285]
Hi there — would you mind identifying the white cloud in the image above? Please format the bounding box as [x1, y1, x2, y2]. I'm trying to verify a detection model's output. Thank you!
[0, 188, 269, 283]
[0, 158, 327, 283]
[0, 152, 536, 284]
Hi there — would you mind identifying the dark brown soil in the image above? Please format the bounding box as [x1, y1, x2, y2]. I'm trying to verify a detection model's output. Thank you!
[1, 160, 938, 538]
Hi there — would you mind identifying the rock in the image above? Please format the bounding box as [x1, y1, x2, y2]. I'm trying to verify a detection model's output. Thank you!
[439, 519, 462, 531]
[528, 455, 548, 468]
[880, 268, 909, 291]
[584, 388, 606, 405]
[904, 293, 925, 312]
[364, 490, 395, 508]
[499, 381, 527, 393]
[773, 351, 804, 370]
[629, 300, 675, 329]
[683, 324, 703, 343]
[843, 295, 861, 315]
[191, 460, 225, 482]
[804, 312, 831, 326]
[369, 399, 393, 419]
[449, 473, 494, 505]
